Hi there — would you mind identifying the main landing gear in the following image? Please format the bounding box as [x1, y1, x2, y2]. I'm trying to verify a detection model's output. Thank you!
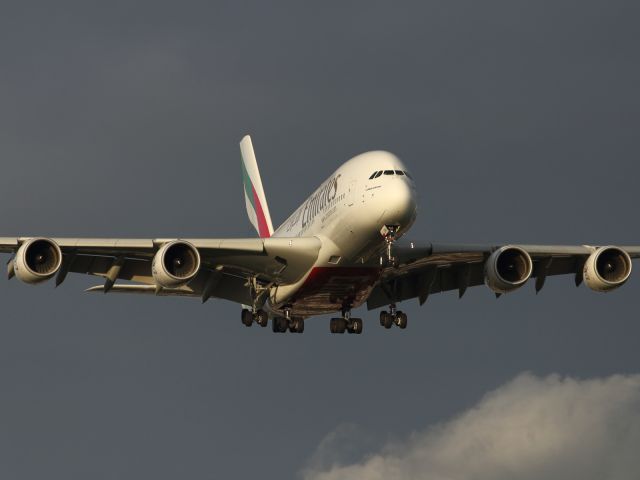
[241, 308, 269, 327]
[242, 307, 305, 333]
[272, 308, 305, 334]
[329, 309, 363, 335]
[379, 304, 408, 330]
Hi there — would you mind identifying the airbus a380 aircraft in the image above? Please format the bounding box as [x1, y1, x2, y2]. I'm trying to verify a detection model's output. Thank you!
[1, 135, 638, 334]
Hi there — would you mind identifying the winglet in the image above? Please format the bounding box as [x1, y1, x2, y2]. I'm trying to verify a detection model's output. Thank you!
[240, 135, 274, 238]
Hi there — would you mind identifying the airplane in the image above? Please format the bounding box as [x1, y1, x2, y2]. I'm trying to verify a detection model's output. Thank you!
[1, 135, 637, 334]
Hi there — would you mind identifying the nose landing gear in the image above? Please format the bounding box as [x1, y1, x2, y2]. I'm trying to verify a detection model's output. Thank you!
[380, 225, 400, 267]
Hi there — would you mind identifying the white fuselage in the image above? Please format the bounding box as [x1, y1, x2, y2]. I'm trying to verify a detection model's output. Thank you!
[268, 151, 417, 316]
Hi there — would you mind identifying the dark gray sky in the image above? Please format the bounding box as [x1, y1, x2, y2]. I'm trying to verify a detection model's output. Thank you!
[1, 1, 639, 479]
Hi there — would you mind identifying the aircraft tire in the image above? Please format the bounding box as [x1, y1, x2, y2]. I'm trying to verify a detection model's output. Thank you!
[292, 317, 305, 333]
[337, 318, 347, 334]
[349, 318, 363, 334]
[241, 309, 253, 327]
[330, 318, 339, 333]
[330, 318, 347, 334]
[396, 312, 408, 329]
[273, 316, 286, 333]
[279, 317, 289, 333]
[255, 310, 268, 327]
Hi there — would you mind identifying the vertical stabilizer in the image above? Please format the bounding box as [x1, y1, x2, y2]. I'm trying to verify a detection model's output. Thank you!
[240, 135, 274, 238]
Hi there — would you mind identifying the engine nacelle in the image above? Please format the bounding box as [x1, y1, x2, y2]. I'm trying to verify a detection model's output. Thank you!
[484, 246, 533, 294]
[14, 238, 63, 284]
[151, 240, 201, 288]
[583, 246, 632, 292]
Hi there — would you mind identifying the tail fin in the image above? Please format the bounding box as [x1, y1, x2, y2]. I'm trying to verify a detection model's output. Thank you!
[240, 135, 274, 238]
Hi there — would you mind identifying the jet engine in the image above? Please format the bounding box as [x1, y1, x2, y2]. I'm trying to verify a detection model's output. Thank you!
[484, 246, 533, 294]
[152, 240, 201, 288]
[14, 238, 63, 284]
[583, 246, 632, 292]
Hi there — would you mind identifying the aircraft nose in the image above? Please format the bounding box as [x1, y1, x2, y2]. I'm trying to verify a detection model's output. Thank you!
[384, 177, 417, 229]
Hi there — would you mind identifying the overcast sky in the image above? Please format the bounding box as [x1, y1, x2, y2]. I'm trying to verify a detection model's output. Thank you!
[0, 1, 639, 479]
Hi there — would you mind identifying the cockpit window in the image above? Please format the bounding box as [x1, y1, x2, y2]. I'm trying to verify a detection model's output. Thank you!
[371, 170, 410, 179]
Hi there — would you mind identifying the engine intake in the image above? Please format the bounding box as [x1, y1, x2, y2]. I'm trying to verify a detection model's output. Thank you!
[583, 246, 632, 292]
[152, 240, 201, 288]
[14, 238, 63, 284]
[485, 246, 533, 294]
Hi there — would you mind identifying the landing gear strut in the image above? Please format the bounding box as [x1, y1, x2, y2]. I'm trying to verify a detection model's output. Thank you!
[380, 225, 399, 267]
[241, 275, 272, 328]
[379, 304, 408, 330]
[329, 308, 363, 334]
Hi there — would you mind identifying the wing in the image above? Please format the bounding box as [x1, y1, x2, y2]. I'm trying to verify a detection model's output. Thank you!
[0, 236, 321, 305]
[366, 242, 640, 309]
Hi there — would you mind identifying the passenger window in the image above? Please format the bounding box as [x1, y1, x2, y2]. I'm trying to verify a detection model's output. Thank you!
[373, 171, 383, 178]
[395, 170, 404, 175]
[383, 170, 394, 175]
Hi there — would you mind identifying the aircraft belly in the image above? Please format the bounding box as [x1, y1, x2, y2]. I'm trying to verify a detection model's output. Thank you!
[285, 266, 381, 316]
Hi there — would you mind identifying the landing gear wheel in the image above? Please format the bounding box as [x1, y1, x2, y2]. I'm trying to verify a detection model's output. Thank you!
[255, 310, 268, 327]
[330, 318, 347, 334]
[348, 318, 363, 334]
[380, 311, 393, 329]
[241, 309, 253, 327]
[330, 318, 338, 333]
[395, 311, 408, 329]
[272, 316, 287, 333]
[279, 317, 289, 333]
[294, 318, 305, 333]
[288, 317, 304, 333]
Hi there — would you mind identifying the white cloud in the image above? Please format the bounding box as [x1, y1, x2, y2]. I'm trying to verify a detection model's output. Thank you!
[302, 373, 640, 480]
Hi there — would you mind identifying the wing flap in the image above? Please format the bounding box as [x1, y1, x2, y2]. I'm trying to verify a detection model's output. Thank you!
[85, 284, 196, 296]
[85, 268, 253, 305]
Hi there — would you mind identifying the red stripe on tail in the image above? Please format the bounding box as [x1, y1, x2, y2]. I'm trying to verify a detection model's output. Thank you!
[252, 185, 271, 238]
